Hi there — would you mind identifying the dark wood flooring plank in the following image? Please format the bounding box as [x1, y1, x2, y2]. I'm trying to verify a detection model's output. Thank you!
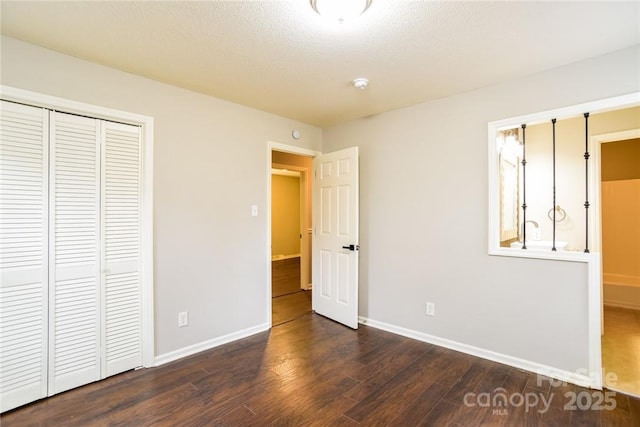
[386, 381, 448, 426]
[446, 361, 511, 426]
[543, 406, 573, 427]
[327, 415, 361, 426]
[630, 394, 640, 425]
[171, 385, 268, 427]
[443, 358, 508, 406]
[305, 396, 360, 427]
[105, 382, 199, 426]
[243, 375, 358, 426]
[500, 368, 531, 395]
[571, 406, 603, 427]
[344, 347, 471, 425]
[272, 290, 312, 325]
[419, 346, 476, 389]
[272, 258, 301, 297]
[545, 380, 577, 410]
[344, 338, 433, 401]
[417, 399, 459, 427]
[212, 405, 256, 427]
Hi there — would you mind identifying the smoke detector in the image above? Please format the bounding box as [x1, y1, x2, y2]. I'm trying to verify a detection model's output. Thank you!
[353, 78, 369, 90]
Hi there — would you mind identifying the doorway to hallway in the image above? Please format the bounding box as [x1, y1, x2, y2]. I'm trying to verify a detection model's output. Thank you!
[271, 149, 314, 325]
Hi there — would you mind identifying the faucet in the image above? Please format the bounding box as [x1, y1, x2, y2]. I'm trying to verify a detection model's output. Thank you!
[520, 220, 539, 242]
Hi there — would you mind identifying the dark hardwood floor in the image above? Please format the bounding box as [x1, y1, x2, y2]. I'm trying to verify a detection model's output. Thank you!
[272, 290, 312, 326]
[272, 257, 312, 326]
[272, 257, 303, 298]
[2, 313, 639, 426]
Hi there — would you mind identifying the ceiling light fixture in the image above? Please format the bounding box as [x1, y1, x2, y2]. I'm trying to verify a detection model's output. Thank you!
[310, 0, 372, 23]
[353, 78, 369, 90]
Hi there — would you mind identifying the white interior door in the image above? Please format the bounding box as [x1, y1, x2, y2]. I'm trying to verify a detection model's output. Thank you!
[0, 101, 49, 412]
[312, 147, 359, 329]
[101, 121, 142, 377]
[48, 112, 101, 395]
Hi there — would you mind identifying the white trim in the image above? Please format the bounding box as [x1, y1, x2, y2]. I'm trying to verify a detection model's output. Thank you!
[271, 168, 301, 177]
[358, 316, 596, 389]
[489, 247, 593, 263]
[604, 301, 640, 311]
[488, 93, 640, 133]
[589, 129, 640, 372]
[270, 141, 320, 157]
[266, 141, 321, 327]
[587, 254, 603, 389]
[141, 118, 154, 369]
[1, 85, 155, 368]
[154, 323, 270, 366]
[603, 273, 640, 288]
[272, 162, 309, 173]
[271, 254, 301, 261]
[590, 128, 640, 255]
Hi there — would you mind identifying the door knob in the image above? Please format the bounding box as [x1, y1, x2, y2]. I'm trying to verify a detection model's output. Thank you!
[342, 244, 359, 251]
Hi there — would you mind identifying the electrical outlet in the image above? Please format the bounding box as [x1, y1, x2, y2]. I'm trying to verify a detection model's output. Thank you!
[426, 302, 435, 317]
[178, 311, 189, 327]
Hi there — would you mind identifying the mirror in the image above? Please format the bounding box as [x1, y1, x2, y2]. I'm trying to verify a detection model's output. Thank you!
[498, 129, 521, 244]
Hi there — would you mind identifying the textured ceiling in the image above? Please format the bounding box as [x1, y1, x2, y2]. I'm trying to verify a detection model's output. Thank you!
[1, 1, 638, 127]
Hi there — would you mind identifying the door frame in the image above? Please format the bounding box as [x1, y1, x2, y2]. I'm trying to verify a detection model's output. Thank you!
[590, 128, 640, 255]
[591, 128, 640, 314]
[1, 85, 155, 368]
[591, 128, 640, 393]
[266, 142, 320, 326]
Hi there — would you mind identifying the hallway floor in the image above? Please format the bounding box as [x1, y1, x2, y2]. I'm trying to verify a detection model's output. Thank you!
[272, 257, 312, 326]
[602, 305, 640, 397]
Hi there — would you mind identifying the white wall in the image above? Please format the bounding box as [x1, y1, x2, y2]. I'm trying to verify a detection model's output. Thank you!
[323, 45, 640, 374]
[0, 36, 322, 357]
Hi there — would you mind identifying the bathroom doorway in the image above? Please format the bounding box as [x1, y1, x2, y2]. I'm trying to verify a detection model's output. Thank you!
[598, 135, 640, 397]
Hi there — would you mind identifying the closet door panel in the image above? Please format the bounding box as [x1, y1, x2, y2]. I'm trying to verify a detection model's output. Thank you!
[48, 112, 101, 395]
[102, 122, 142, 376]
[0, 101, 49, 412]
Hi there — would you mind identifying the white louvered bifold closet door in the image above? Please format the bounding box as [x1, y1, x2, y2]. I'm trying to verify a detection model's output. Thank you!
[48, 112, 101, 395]
[0, 101, 49, 412]
[101, 121, 142, 377]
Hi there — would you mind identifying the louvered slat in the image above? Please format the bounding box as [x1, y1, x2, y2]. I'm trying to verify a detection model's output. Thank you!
[0, 101, 49, 412]
[48, 112, 101, 395]
[102, 122, 142, 377]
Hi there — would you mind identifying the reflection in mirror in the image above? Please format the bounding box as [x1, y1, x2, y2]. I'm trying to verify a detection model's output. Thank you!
[498, 128, 521, 247]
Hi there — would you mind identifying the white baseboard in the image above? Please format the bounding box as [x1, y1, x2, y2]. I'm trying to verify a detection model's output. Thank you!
[271, 254, 301, 261]
[604, 301, 640, 310]
[154, 322, 270, 366]
[603, 283, 640, 310]
[603, 273, 640, 288]
[358, 316, 596, 389]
